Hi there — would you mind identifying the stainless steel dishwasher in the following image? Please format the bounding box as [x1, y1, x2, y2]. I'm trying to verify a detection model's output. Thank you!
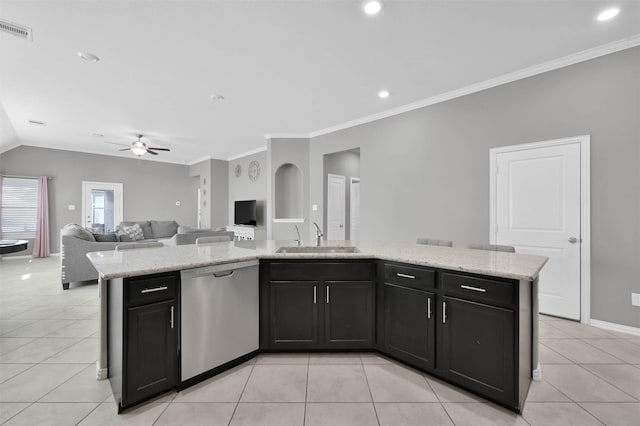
[180, 260, 259, 381]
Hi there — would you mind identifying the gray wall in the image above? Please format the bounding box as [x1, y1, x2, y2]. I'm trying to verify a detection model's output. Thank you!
[323, 149, 360, 239]
[228, 150, 267, 226]
[309, 47, 640, 328]
[189, 158, 229, 229]
[269, 138, 310, 241]
[0, 146, 199, 253]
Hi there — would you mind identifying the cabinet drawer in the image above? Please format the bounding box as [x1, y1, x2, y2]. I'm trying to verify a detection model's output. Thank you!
[127, 274, 177, 307]
[384, 263, 435, 291]
[269, 262, 374, 281]
[441, 272, 515, 307]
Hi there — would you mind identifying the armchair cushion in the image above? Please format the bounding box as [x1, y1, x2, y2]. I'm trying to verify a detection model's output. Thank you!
[61, 224, 95, 242]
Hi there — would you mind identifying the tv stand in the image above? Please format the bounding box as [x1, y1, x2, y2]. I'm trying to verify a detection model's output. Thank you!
[226, 225, 266, 241]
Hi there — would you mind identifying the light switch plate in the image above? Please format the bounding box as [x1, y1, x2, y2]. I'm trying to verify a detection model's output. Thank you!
[632, 293, 640, 307]
[68, 204, 76, 211]
[312, 204, 318, 211]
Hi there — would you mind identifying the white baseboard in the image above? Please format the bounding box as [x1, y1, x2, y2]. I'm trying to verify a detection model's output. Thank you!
[532, 363, 542, 381]
[590, 319, 640, 337]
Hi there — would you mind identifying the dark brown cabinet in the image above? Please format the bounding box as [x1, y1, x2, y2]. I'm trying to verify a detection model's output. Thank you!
[261, 261, 374, 350]
[384, 283, 435, 370]
[438, 295, 515, 404]
[108, 272, 179, 411]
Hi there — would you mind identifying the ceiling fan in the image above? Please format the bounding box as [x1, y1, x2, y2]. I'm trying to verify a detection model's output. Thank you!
[117, 134, 171, 156]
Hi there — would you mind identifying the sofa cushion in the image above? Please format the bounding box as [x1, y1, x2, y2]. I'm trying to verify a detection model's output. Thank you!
[61, 224, 96, 242]
[117, 224, 145, 241]
[151, 220, 178, 238]
[119, 221, 152, 239]
[93, 232, 118, 242]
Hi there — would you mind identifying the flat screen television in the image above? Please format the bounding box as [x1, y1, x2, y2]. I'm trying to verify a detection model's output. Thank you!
[234, 200, 257, 226]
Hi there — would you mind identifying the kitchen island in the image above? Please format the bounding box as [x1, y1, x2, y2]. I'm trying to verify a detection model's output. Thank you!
[87, 240, 547, 412]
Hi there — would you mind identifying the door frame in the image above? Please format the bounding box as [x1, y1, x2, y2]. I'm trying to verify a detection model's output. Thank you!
[489, 135, 591, 324]
[81, 181, 124, 231]
[326, 173, 346, 240]
[350, 177, 360, 240]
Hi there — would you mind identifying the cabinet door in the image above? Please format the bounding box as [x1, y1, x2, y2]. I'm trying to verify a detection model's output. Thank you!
[324, 281, 373, 348]
[439, 296, 515, 405]
[270, 281, 319, 348]
[384, 283, 435, 371]
[126, 299, 177, 405]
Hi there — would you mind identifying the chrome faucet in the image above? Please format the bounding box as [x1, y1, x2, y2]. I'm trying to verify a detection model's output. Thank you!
[294, 225, 301, 246]
[313, 222, 323, 246]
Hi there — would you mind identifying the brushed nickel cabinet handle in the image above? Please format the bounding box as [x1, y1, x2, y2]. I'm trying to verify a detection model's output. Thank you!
[396, 273, 415, 279]
[141, 286, 168, 294]
[170, 306, 174, 329]
[442, 302, 447, 324]
[460, 284, 487, 293]
[427, 298, 432, 319]
[313, 285, 317, 304]
[326, 286, 330, 304]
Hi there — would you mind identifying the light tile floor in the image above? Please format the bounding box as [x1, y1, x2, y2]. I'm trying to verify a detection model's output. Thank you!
[1, 257, 639, 425]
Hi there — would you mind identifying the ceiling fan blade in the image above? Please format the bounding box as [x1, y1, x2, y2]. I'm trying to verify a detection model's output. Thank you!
[148, 147, 171, 151]
[146, 149, 159, 155]
[118, 148, 131, 151]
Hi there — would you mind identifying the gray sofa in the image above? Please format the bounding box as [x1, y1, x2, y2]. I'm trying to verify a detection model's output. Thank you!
[60, 222, 233, 290]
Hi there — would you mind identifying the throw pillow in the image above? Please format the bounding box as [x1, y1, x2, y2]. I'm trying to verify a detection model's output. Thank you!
[119, 221, 153, 239]
[61, 224, 96, 242]
[93, 232, 118, 242]
[117, 224, 145, 241]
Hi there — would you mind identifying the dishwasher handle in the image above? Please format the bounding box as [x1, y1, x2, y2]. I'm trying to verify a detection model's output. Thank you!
[213, 270, 235, 279]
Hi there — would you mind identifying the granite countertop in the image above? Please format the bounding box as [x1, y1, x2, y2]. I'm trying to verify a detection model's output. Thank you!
[86, 240, 548, 281]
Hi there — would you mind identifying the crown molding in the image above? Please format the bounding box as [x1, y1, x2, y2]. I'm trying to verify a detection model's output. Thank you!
[226, 146, 267, 161]
[186, 155, 213, 166]
[308, 35, 640, 139]
[263, 133, 309, 140]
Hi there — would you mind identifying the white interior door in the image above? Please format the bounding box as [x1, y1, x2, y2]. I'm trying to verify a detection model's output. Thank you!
[327, 174, 346, 240]
[82, 181, 123, 233]
[493, 142, 581, 320]
[350, 178, 360, 240]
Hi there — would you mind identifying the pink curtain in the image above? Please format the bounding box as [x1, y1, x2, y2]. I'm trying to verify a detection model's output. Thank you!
[32, 176, 50, 257]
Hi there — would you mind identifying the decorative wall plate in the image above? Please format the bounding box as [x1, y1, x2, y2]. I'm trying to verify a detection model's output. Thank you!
[248, 160, 261, 182]
[235, 164, 242, 178]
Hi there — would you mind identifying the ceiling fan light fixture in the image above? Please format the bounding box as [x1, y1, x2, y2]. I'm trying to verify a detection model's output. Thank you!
[131, 146, 146, 156]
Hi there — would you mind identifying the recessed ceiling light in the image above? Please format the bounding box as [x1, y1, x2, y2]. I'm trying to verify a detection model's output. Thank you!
[77, 51, 100, 62]
[28, 119, 46, 126]
[210, 94, 225, 101]
[596, 8, 620, 21]
[378, 90, 390, 99]
[362, 1, 382, 15]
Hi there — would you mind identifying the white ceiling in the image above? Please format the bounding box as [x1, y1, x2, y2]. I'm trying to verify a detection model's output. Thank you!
[1, 0, 639, 164]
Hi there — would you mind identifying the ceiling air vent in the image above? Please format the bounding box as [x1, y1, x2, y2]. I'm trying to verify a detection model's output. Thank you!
[28, 119, 46, 126]
[0, 20, 32, 40]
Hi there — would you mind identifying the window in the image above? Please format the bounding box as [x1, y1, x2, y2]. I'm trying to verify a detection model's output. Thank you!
[1, 177, 39, 239]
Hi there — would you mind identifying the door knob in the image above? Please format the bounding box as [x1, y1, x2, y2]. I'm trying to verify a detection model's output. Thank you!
[568, 237, 578, 244]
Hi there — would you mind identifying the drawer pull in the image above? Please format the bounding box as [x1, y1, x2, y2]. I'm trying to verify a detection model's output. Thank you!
[460, 284, 487, 293]
[427, 297, 432, 319]
[140, 286, 168, 294]
[396, 273, 415, 279]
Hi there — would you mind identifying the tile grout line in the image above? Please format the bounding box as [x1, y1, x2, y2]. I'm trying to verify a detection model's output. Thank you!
[227, 358, 258, 425]
[571, 363, 640, 402]
[579, 337, 635, 364]
[360, 357, 381, 426]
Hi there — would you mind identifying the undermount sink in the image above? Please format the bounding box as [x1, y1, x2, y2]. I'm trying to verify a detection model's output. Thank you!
[276, 246, 360, 254]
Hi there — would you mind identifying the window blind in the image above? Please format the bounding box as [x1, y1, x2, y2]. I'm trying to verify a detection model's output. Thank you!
[1, 177, 39, 239]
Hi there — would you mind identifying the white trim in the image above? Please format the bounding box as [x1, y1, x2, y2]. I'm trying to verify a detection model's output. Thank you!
[0, 252, 60, 260]
[264, 133, 309, 140]
[187, 155, 212, 166]
[489, 135, 591, 324]
[307, 35, 640, 139]
[226, 146, 267, 161]
[590, 319, 640, 337]
[82, 181, 124, 232]
[272, 218, 305, 223]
